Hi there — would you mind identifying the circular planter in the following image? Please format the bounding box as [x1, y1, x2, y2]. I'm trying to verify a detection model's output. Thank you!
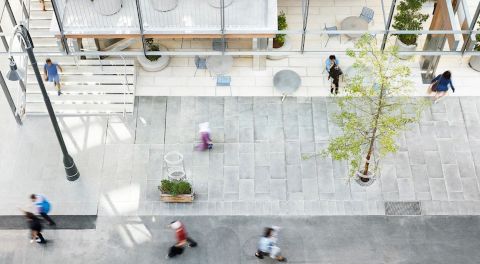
[267, 37, 291, 60]
[136, 44, 170, 72]
[151, 0, 178, 12]
[469, 55, 480, 72]
[94, 0, 122, 16]
[354, 170, 376, 187]
[395, 37, 417, 60]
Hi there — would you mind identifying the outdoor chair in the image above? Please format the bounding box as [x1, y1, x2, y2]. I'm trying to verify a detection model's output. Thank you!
[359, 7, 375, 24]
[216, 75, 232, 96]
[194, 55, 209, 77]
[324, 24, 341, 47]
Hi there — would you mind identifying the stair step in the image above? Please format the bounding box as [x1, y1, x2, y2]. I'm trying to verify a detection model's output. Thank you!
[26, 103, 134, 114]
[30, 37, 58, 46]
[29, 19, 52, 29]
[26, 93, 135, 103]
[34, 57, 135, 66]
[32, 46, 62, 53]
[30, 10, 53, 20]
[27, 84, 133, 94]
[29, 29, 55, 38]
[30, 1, 53, 11]
[27, 65, 135, 75]
[27, 75, 135, 84]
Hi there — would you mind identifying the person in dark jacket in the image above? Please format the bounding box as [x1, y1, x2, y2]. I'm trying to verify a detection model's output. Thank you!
[25, 212, 46, 244]
[328, 61, 342, 94]
[429, 71, 455, 103]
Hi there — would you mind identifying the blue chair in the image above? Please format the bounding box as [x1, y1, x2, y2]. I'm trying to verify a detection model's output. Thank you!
[324, 24, 341, 47]
[216, 75, 232, 96]
[359, 7, 375, 24]
[194, 56, 208, 77]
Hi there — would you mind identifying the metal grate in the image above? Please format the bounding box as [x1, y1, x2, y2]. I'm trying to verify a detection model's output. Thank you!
[385, 202, 421, 216]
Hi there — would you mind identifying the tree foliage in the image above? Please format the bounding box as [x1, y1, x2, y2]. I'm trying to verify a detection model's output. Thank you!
[392, 0, 429, 45]
[323, 35, 427, 179]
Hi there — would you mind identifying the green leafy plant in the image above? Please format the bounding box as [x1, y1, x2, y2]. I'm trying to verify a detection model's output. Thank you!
[322, 35, 427, 181]
[474, 21, 480, 52]
[159, 179, 192, 196]
[145, 38, 161, 62]
[392, 0, 429, 45]
[273, 11, 287, 48]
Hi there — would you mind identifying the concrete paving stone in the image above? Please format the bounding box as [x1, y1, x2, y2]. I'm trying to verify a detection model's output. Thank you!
[461, 178, 480, 201]
[434, 121, 452, 139]
[254, 166, 270, 193]
[380, 164, 398, 193]
[209, 153, 224, 178]
[239, 180, 255, 201]
[334, 178, 351, 200]
[211, 127, 225, 143]
[332, 160, 348, 179]
[424, 151, 444, 178]
[224, 97, 238, 117]
[447, 192, 465, 201]
[397, 178, 416, 201]
[193, 150, 210, 166]
[253, 119, 268, 141]
[382, 192, 399, 201]
[302, 178, 319, 200]
[288, 192, 304, 200]
[267, 104, 283, 127]
[285, 141, 301, 165]
[443, 164, 463, 193]
[270, 179, 287, 200]
[407, 141, 425, 165]
[395, 132, 408, 152]
[224, 143, 239, 166]
[437, 139, 457, 164]
[318, 192, 336, 200]
[301, 141, 316, 153]
[416, 192, 432, 201]
[411, 164, 429, 193]
[269, 153, 286, 179]
[351, 191, 367, 201]
[238, 109, 253, 128]
[449, 124, 471, 151]
[419, 124, 439, 151]
[301, 155, 317, 179]
[254, 142, 269, 166]
[239, 143, 254, 153]
[432, 112, 449, 122]
[299, 126, 314, 142]
[297, 103, 313, 127]
[431, 101, 447, 113]
[365, 180, 382, 200]
[455, 152, 477, 178]
[283, 119, 300, 140]
[287, 200, 305, 215]
[316, 163, 335, 193]
[395, 151, 412, 178]
[268, 127, 285, 142]
[224, 117, 239, 143]
[239, 153, 255, 179]
[223, 192, 239, 201]
[429, 178, 449, 201]
[268, 142, 285, 153]
[286, 165, 303, 192]
[208, 179, 224, 201]
[223, 166, 239, 193]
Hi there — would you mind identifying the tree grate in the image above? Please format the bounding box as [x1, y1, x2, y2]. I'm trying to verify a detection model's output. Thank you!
[385, 202, 421, 216]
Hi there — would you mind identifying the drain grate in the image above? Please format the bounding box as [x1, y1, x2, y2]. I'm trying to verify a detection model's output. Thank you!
[385, 202, 421, 216]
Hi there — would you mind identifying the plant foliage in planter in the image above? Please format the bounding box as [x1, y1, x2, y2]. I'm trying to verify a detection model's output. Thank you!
[322, 35, 427, 182]
[159, 179, 192, 196]
[474, 21, 480, 52]
[273, 11, 287, 48]
[392, 0, 429, 45]
[145, 38, 161, 62]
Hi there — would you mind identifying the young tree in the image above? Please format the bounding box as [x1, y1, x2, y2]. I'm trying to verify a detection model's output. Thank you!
[324, 35, 426, 183]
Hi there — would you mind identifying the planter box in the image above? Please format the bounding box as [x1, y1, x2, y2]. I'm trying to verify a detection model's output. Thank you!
[137, 44, 170, 72]
[160, 192, 194, 203]
[395, 38, 416, 60]
[469, 55, 480, 72]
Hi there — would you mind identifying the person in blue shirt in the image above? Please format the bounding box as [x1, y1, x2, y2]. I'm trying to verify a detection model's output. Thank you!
[43, 58, 63, 96]
[325, 55, 339, 73]
[30, 194, 56, 226]
[255, 227, 287, 262]
[430, 70, 455, 104]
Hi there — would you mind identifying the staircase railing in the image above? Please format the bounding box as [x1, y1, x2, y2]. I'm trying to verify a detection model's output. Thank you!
[118, 55, 130, 117]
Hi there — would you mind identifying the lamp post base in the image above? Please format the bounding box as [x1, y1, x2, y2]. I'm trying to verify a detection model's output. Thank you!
[64, 154, 80, 181]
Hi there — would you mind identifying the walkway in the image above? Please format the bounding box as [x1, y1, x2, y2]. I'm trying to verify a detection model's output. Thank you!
[1, 215, 480, 264]
[1, 96, 480, 216]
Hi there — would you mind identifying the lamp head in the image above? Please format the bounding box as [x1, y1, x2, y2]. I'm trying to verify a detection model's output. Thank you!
[6, 57, 24, 81]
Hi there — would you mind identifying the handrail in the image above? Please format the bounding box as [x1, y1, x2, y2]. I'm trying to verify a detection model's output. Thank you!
[118, 55, 130, 117]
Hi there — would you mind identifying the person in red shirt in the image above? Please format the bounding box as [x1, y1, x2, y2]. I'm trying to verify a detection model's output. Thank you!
[166, 220, 197, 259]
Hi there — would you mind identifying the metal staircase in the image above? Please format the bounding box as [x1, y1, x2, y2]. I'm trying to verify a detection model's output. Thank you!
[24, 0, 136, 115]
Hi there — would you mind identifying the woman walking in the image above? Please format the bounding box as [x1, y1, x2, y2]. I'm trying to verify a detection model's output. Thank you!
[25, 212, 46, 244]
[429, 71, 455, 104]
[196, 122, 212, 151]
[255, 226, 287, 262]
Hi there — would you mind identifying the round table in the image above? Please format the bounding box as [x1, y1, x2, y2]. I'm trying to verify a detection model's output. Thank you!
[151, 0, 178, 12]
[206, 55, 234, 75]
[208, 0, 233, 8]
[340, 16, 368, 39]
[94, 0, 123, 16]
[273, 70, 301, 101]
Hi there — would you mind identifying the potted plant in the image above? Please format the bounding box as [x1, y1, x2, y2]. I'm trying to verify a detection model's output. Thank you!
[158, 179, 194, 202]
[267, 11, 291, 60]
[322, 35, 426, 185]
[468, 21, 480, 71]
[136, 38, 170, 72]
[392, 0, 429, 59]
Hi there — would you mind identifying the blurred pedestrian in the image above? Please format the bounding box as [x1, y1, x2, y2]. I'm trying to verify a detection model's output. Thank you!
[166, 220, 197, 259]
[25, 212, 46, 244]
[39, 0, 46, 11]
[195, 122, 212, 151]
[325, 55, 339, 73]
[328, 60, 343, 95]
[43, 58, 63, 96]
[255, 226, 287, 262]
[428, 70, 455, 104]
[30, 194, 56, 226]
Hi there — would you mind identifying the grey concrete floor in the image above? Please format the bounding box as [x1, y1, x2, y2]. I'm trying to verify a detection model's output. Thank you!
[1, 215, 480, 264]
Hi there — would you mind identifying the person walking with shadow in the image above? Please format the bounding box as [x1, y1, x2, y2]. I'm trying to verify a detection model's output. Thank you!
[428, 70, 455, 104]
[25, 212, 46, 244]
[255, 226, 287, 262]
[30, 194, 56, 226]
[166, 220, 197, 259]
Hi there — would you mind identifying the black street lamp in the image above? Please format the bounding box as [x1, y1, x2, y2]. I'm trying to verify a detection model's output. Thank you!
[7, 25, 79, 181]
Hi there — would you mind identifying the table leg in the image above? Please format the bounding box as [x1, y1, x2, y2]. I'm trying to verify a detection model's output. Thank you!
[281, 93, 287, 102]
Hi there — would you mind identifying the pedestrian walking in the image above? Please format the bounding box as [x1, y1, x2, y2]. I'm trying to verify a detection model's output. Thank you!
[255, 226, 287, 262]
[428, 70, 455, 104]
[39, 0, 46, 11]
[43, 58, 63, 96]
[166, 220, 197, 259]
[195, 122, 212, 151]
[325, 55, 339, 73]
[328, 61, 343, 95]
[25, 212, 46, 244]
[30, 194, 56, 226]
